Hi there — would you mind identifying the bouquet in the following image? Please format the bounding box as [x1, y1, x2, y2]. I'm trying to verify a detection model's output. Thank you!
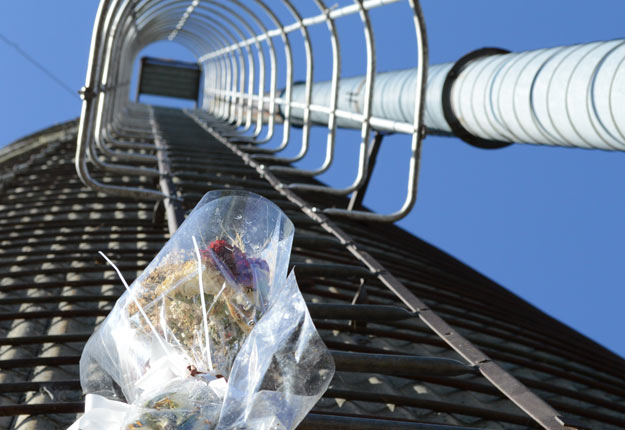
[71, 190, 335, 430]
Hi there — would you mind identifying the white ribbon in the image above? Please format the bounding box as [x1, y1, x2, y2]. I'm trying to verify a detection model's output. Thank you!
[68, 354, 227, 430]
[70, 252, 228, 429]
[67, 394, 130, 430]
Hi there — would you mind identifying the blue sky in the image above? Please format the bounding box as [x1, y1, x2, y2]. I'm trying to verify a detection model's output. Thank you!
[1, 1, 624, 358]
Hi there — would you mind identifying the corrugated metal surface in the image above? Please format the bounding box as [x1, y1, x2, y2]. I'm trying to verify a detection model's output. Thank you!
[0, 113, 624, 429]
[138, 57, 200, 101]
[0, 121, 169, 429]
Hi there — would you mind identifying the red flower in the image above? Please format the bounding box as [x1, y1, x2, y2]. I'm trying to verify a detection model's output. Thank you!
[201, 239, 268, 289]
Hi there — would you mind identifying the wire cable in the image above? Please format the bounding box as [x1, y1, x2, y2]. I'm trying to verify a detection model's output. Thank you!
[0, 32, 80, 100]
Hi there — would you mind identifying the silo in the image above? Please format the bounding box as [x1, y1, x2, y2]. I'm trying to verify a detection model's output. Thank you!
[1, 1, 624, 430]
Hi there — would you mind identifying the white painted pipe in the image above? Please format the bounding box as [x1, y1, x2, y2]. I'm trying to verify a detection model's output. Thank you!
[285, 39, 625, 150]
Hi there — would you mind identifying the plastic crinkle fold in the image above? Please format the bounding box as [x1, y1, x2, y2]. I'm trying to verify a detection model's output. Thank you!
[73, 190, 335, 430]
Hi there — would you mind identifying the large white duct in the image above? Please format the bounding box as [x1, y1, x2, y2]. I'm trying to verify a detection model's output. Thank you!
[285, 39, 625, 150]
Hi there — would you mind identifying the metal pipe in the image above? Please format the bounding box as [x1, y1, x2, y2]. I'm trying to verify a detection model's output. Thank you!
[285, 39, 625, 150]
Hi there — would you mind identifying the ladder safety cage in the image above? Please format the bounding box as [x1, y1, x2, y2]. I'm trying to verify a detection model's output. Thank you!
[76, 0, 428, 221]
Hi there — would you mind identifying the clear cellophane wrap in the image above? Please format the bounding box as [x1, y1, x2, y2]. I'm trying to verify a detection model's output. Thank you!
[77, 191, 335, 430]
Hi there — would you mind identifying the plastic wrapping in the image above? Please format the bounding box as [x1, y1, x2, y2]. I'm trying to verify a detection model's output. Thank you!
[75, 190, 335, 430]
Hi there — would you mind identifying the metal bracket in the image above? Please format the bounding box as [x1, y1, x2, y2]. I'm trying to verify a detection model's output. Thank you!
[441, 47, 513, 149]
[78, 86, 96, 101]
[347, 132, 384, 211]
